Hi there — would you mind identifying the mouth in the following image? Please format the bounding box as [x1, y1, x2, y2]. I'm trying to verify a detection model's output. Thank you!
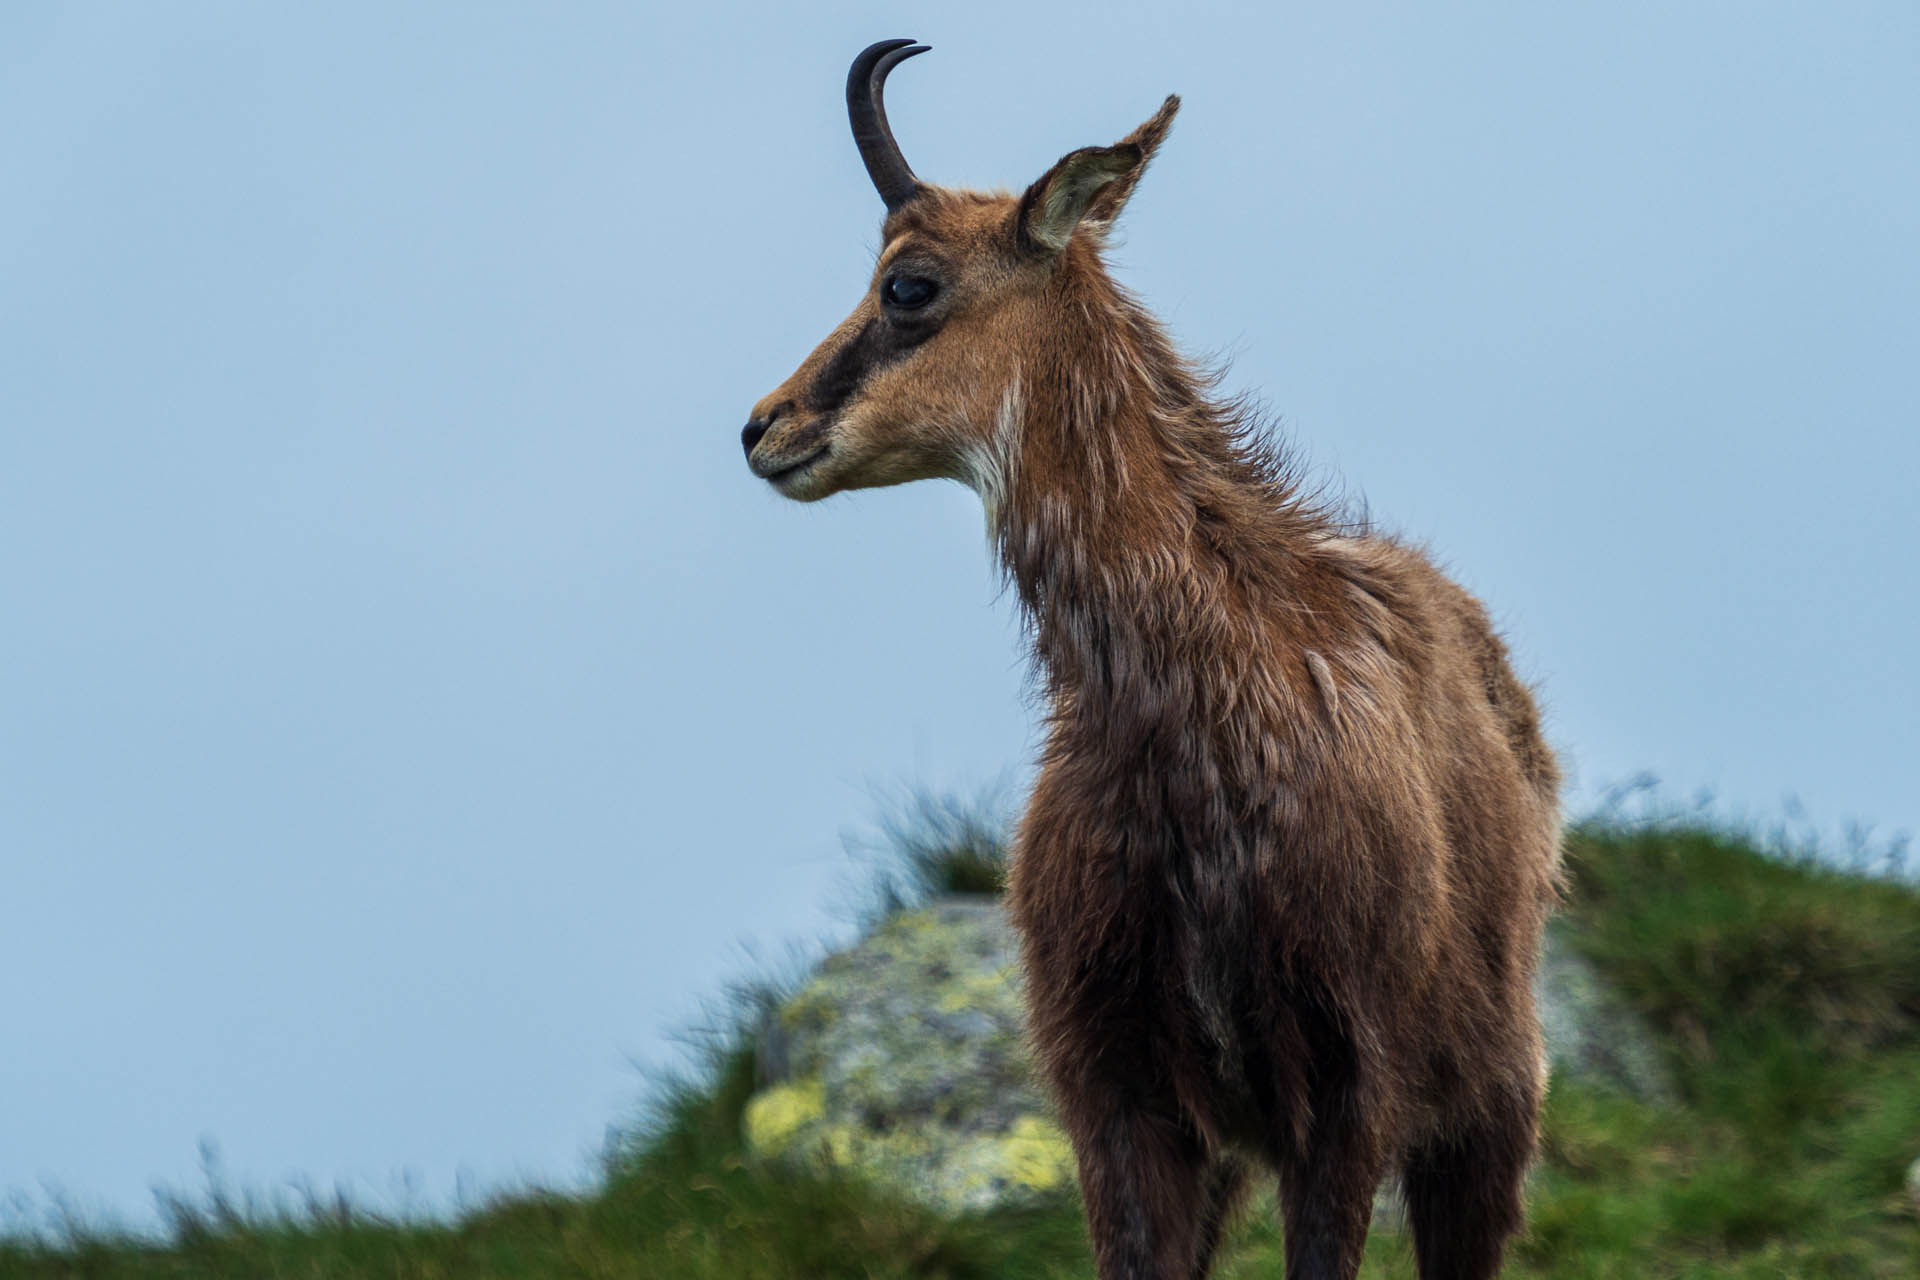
[755, 443, 832, 487]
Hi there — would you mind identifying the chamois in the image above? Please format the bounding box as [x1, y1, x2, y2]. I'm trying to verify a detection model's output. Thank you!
[743, 39, 1562, 1280]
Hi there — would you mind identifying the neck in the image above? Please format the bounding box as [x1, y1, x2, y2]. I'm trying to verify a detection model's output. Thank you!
[984, 288, 1336, 742]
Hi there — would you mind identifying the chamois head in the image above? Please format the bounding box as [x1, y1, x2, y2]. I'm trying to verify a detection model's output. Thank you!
[743, 39, 1178, 504]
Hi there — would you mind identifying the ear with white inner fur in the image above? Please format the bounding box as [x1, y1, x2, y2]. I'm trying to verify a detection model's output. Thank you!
[1014, 94, 1180, 256]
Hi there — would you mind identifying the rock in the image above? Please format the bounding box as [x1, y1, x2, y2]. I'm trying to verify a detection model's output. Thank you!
[745, 899, 1671, 1212]
[1906, 1154, 1920, 1218]
[743, 897, 1073, 1214]
[1536, 921, 1676, 1103]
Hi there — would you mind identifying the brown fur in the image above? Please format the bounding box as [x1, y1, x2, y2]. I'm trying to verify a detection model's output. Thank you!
[747, 76, 1561, 1280]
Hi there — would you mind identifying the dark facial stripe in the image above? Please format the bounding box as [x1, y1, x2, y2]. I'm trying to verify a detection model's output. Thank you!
[804, 313, 940, 417]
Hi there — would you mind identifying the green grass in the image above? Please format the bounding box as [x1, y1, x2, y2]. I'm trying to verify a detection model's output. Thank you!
[861, 786, 1015, 904]
[6, 818, 1917, 1278]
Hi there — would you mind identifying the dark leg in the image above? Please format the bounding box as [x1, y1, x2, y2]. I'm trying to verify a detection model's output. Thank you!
[1190, 1156, 1249, 1279]
[1274, 1078, 1389, 1280]
[1401, 1085, 1539, 1280]
[1060, 1088, 1212, 1280]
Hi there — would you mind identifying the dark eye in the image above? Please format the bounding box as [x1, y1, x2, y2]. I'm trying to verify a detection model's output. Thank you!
[884, 275, 939, 310]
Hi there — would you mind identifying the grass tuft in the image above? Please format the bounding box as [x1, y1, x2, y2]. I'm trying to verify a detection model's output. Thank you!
[858, 786, 1014, 908]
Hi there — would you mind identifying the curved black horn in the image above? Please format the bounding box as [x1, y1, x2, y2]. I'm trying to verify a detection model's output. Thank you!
[848, 38, 930, 211]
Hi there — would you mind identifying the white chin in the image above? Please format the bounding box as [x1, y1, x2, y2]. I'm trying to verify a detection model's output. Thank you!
[772, 464, 836, 502]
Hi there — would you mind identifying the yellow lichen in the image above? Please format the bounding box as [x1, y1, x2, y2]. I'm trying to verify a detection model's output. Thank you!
[820, 1122, 863, 1167]
[885, 910, 934, 935]
[742, 1079, 824, 1156]
[998, 1114, 1075, 1191]
[937, 968, 1015, 1013]
[780, 980, 839, 1033]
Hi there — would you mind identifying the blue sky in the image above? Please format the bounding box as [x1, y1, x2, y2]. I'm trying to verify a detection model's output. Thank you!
[3, 1, 1915, 1231]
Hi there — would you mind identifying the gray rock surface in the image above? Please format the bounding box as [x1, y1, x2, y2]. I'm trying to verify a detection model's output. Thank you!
[1536, 924, 1675, 1103]
[745, 898, 1072, 1214]
[744, 899, 1671, 1213]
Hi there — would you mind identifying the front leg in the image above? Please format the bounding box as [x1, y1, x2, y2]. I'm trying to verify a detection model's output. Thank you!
[1047, 1049, 1214, 1279]
[1274, 1069, 1390, 1280]
[1016, 899, 1213, 1276]
[1013, 775, 1220, 1277]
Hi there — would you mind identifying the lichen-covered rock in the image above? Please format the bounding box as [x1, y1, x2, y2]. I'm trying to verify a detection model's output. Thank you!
[1537, 921, 1675, 1102]
[745, 899, 1669, 1212]
[745, 897, 1073, 1213]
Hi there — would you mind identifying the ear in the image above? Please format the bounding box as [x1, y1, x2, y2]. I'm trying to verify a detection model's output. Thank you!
[1015, 95, 1180, 256]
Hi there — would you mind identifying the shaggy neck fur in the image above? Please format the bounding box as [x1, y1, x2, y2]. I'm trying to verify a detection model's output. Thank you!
[986, 251, 1362, 788]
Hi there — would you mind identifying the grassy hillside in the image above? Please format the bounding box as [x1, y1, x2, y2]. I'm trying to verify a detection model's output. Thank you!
[5, 819, 1917, 1278]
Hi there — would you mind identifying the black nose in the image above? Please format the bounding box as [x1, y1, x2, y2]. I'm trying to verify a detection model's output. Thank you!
[741, 403, 789, 459]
